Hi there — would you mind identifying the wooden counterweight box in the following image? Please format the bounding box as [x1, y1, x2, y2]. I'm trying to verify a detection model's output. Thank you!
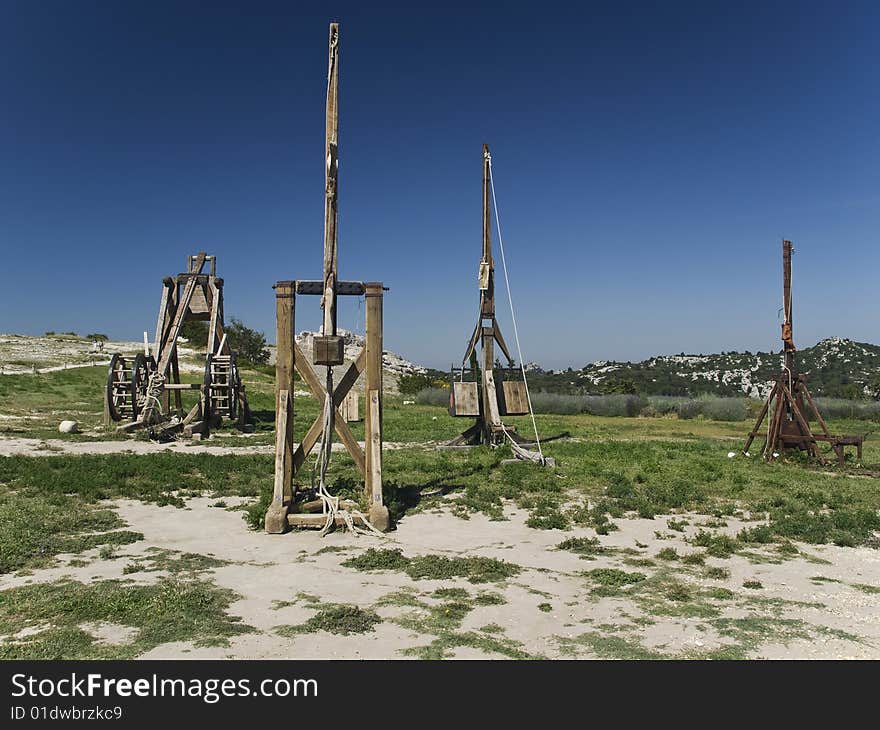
[500, 381, 528, 416]
[313, 335, 345, 366]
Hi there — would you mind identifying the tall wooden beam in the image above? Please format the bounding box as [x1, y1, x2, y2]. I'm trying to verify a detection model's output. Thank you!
[782, 239, 795, 372]
[365, 281, 388, 530]
[322, 22, 340, 337]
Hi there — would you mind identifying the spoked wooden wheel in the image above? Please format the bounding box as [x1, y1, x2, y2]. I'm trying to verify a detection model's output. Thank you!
[131, 353, 155, 419]
[106, 354, 134, 422]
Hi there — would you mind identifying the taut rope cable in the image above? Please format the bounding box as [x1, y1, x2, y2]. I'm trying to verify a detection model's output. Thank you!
[486, 152, 544, 463]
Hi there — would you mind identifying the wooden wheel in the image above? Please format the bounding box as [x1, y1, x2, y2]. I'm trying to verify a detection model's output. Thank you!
[131, 353, 155, 419]
[106, 354, 133, 421]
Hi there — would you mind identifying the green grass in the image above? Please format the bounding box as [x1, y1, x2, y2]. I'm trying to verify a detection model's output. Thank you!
[0, 488, 143, 574]
[1, 391, 876, 590]
[585, 568, 647, 588]
[704, 566, 731, 580]
[0, 577, 253, 659]
[276, 604, 382, 636]
[122, 549, 228, 576]
[375, 589, 536, 659]
[0, 452, 270, 573]
[556, 536, 607, 559]
[342, 548, 520, 584]
[3, 366, 878, 544]
[657, 547, 679, 561]
[555, 631, 667, 659]
[851, 583, 880, 594]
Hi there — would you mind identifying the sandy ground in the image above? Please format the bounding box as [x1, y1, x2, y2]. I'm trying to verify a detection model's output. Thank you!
[0, 437, 416, 457]
[4, 496, 878, 660]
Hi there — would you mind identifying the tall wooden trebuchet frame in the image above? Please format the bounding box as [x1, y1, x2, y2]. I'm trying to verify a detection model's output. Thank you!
[742, 240, 863, 465]
[446, 144, 532, 447]
[265, 23, 389, 533]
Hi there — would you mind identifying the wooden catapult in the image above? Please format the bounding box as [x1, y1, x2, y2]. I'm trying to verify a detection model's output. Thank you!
[264, 22, 389, 534]
[444, 144, 539, 453]
[104, 252, 250, 439]
[742, 240, 864, 465]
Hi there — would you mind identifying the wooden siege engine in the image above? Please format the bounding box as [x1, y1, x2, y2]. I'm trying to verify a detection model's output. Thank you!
[742, 240, 864, 465]
[104, 252, 250, 439]
[446, 144, 532, 448]
[264, 22, 389, 534]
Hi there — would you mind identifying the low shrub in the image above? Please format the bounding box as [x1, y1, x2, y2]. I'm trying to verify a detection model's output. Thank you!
[415, 387, 449, 407]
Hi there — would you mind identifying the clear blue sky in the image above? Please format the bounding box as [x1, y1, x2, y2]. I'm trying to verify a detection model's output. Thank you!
[1, 1, 877, 370]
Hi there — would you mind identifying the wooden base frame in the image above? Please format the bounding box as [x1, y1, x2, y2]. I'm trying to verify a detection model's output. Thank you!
[265, 280, 389, 533]
[742, 371, 863, 466]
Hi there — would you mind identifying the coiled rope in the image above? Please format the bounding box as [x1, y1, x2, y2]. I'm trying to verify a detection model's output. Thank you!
[311, 360, 383, 537]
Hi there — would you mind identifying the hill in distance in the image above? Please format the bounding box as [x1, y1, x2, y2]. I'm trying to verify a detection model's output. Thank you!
[522, 337, 880, 400]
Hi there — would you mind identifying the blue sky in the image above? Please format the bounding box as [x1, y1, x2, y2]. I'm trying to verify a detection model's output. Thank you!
[0, 1, 877, 370]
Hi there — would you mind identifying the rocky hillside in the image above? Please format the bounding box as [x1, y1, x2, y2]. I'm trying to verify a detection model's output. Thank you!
[527, 338, 880, 399]
[293, 329, 425, 377]
[264, 329, 426, 394]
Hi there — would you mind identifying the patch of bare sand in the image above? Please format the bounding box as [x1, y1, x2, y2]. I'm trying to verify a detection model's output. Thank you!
[81, 622, 139, 646]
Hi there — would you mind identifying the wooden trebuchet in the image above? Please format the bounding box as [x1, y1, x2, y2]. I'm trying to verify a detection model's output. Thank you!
[104, 253, 251, 439]
[265, 23, 389, 535]
[444, 144, 533, 449]
[742, 240, 864, 466]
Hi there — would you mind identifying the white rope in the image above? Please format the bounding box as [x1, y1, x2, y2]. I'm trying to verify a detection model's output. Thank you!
[141, 371, 165, 425]
[486, 151, 544, 464]
[311, 366, 383, 537]
[500, 425, 545, 463]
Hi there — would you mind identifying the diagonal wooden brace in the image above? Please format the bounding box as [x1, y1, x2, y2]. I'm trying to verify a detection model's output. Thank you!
[292, 340, 366, 476]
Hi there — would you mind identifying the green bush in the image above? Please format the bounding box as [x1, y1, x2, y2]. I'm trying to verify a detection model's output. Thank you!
[226, 318, 270, 365]
[399, 371, 446, 396]
[415, 387, 449, 407]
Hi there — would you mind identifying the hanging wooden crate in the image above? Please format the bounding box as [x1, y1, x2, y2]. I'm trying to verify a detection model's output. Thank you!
[313, 335, 345, 366]
[500, 381, 528, 416]
[450, 381, 480, 417]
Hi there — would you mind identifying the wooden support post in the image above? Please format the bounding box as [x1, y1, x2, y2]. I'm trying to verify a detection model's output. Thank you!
[171, 351, 182, 413]
[266, 389, 292, 533]
[364, 281, 388, 530]
[266, 281, 296, 532]
[742, 386, 773, 455]
[102, 386, 111, 427]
